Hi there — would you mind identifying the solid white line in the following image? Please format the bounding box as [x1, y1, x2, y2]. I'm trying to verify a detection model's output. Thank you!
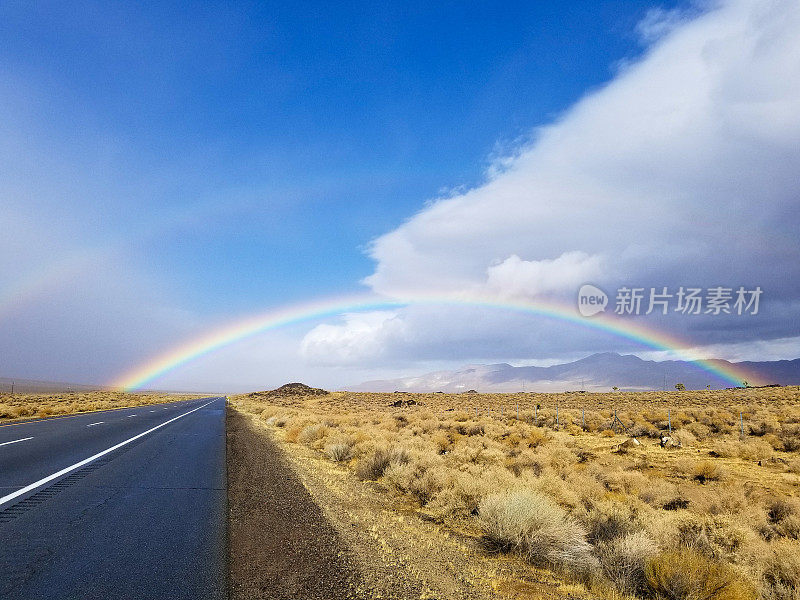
[0, 399, 216, 509]
[87, 422, 103, 427]
[0, 437, 33, 447]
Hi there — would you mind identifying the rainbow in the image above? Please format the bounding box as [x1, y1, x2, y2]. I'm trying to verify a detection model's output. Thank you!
[113, 293, 761, 391]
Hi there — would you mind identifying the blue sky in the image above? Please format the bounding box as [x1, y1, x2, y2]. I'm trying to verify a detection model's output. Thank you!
[2, 1, 799, 391]
[2, 0, 684, 311]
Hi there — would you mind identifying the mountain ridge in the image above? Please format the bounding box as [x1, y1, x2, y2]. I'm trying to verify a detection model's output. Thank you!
[349, 353, 800, 393]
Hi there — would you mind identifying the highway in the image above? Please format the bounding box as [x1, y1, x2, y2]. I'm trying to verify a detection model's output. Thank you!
[0, 396, 227, 599]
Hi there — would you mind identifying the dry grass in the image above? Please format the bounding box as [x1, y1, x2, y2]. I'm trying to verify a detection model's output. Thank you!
[0, 390, 204, 422]
[232, 385, 800, 600]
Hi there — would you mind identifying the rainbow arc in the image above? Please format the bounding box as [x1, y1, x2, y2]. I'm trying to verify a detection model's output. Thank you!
[113, 293, 760, 391]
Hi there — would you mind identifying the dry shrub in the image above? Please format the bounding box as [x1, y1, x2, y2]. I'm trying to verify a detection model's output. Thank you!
[645, 549, 756, 600]
[266, 414, 289, 427]
[541, 445, 578, 472]
[356, 448, 391, 480]
[767, 498, 800, 540]
[408, 468, 444, 504]
[582, 500, 642, 543]
[530, 471, 585, 510]
[778, 426, 800, 452]
[259, 407, 279, 421]
[686, 421, 713, 440]
[389, 446, 411, 466]
[602, 469, 650, 496]
[761, 540, 800, 600]
[285, 425, 302, 443]
[631, 421, 660, 438]
[355, 446, 409, 480]
[665, 513, 757, 561]
[692, 461, 726, 484]
[708, 488, 755, 518]
[710, 440, 740, 458]
[466, 423, 485, 436]
[596, 531, 658, 596]
[298, 424, 328, 445]
[432, 431, 453, 454]
[383, 459, 444, 504]
[479, 489, 598, 577]
[426, 469, 493, 518]
[639, 479, 680, 508]
[750, 420, 780, 437]
[738, 439, 773, 461]
[504, 451, 544, 477]
[0, 405, 19, 419]
[325, 442, 353, 462]
[763, 434, 785, 451]
[671, 429, 698, 447]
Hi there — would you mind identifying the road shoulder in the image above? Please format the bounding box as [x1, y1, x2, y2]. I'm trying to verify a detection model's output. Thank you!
[226, 408, 366, 600]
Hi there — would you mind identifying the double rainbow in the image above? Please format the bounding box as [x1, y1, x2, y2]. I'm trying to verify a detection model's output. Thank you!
[113, 293, 759, 391]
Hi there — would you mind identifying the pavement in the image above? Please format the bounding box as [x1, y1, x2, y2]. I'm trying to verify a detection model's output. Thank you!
[0, 396, 227, 599]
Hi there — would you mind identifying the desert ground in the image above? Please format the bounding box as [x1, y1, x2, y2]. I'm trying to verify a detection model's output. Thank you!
[230, 384, 800, 600]
[0, 391, 205, 422]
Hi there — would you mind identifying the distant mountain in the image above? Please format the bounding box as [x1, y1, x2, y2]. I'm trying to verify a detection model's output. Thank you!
[0, 377, 106, 395]
[350, 353, 800, 393]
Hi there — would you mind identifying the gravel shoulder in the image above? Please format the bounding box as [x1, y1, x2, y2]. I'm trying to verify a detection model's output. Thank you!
[227, 407, 366, 600]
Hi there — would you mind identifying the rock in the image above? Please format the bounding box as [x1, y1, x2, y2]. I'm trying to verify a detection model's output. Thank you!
[390, 398, 418, 408]
[614, 437, 640, 453]
[660, 436, 681, 448]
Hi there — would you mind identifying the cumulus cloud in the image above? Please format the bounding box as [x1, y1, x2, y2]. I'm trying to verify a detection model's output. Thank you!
[310, 0, 800, 367]
[300, 311, 404, 365]
[485, 251, 605, 299]
[365, 0, 800, 302]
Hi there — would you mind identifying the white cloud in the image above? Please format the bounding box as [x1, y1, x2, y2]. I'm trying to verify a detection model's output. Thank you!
[485, 251, 605, 299]
[636, 6, 694, 43]
[300, 311, 404, 365]
[361, 0, 800, 332]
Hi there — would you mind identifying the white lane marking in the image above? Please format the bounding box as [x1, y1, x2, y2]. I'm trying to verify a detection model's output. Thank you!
[87, 422, 104, 427]
[0, 437, 33, 447]
[149, 410, 156, 412]
[127, 414, 136, 417]
[0, 399, 217, 509]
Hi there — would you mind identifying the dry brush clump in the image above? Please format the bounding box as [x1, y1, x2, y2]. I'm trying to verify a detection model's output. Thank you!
[480, 488, 599, 579]
[231, 385, 800, 600]
[645, 549, 756, 600]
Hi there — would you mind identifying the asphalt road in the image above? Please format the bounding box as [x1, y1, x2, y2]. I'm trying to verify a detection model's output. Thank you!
[0, 396, 227, 599]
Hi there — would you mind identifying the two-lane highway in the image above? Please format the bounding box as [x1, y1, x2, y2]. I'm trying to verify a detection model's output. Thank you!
[0, 397, 227, 599]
